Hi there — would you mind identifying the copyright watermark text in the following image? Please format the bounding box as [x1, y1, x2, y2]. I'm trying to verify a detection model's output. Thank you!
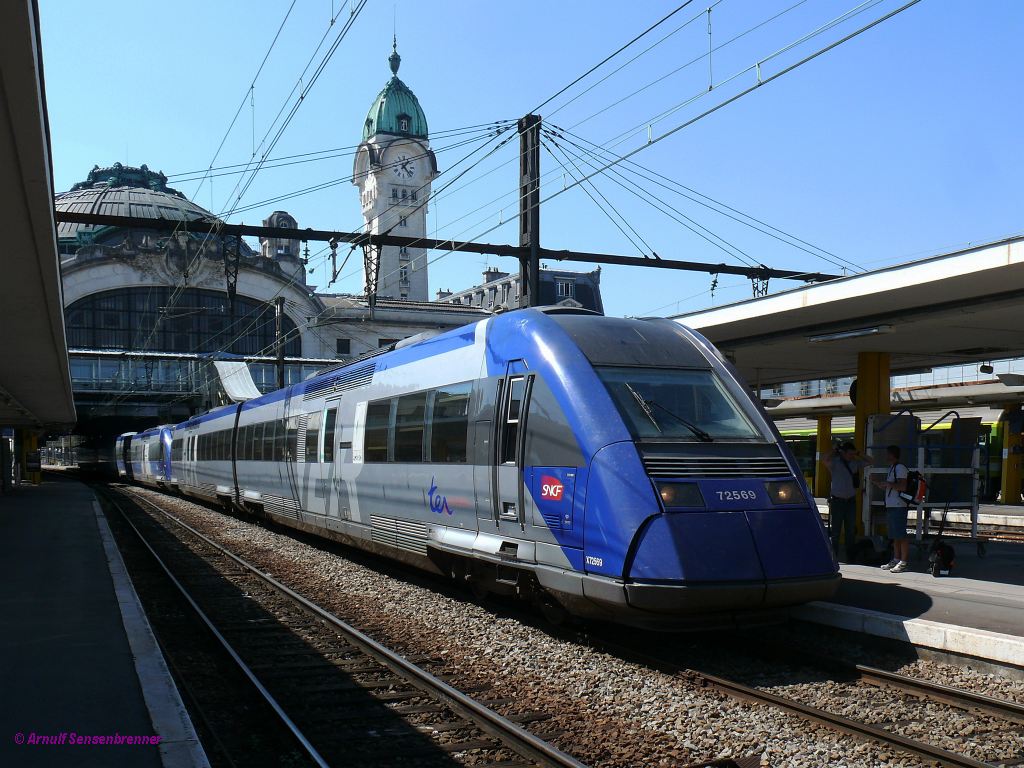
[13, 731, 161, 747]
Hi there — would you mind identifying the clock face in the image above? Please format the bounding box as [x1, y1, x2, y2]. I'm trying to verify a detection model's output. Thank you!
[391, 153, 416, 180]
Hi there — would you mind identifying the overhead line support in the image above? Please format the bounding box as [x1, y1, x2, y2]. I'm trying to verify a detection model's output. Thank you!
[53, 211, 839, 283]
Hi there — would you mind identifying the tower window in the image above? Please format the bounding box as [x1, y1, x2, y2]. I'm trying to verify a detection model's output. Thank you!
[399, 246, 409, 261]
[391, 188, 398, 202]
[411, 190, 417, 202]
[336, 338, 351, 356]
[399, 217, 407, 228]
[401, 188, 408, 200]
[399, 266, 409, 284]
[555, 278, 575, 298]
[398, 115, 410, 132]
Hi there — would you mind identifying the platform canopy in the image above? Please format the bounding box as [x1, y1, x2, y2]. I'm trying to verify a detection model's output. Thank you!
[0, 0, 76, 427]
[672, 237, 1024, 389]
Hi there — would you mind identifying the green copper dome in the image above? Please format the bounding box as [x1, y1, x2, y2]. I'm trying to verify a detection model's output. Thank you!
[362, 42, 428, 141]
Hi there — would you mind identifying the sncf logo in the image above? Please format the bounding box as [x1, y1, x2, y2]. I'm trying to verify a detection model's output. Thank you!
[540, 476, 564, 501]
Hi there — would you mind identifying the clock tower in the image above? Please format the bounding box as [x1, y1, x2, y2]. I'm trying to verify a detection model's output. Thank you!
[352, 41, 437, 302]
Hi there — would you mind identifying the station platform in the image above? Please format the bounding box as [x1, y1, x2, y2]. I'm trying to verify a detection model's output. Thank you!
[0, 477, 207, 767]
[792, 538, 1024, 669]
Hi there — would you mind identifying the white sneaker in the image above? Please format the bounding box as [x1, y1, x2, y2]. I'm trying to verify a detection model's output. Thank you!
[890, 560, 908, 574]
[880, 558, 899, 570]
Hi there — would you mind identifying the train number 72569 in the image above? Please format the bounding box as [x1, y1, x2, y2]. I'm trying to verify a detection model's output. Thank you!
[716, 489, 758, 501]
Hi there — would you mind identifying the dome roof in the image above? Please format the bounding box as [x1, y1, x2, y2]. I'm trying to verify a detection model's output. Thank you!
[55, 163, 215, 244]
[362, 43, 428, 141]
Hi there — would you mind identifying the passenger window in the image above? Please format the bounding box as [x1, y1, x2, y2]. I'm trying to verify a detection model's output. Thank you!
[305, 411, 321, 463]
[394, 393, 427, 463]
[260, 421, 273, 461]
[242, 425, 252, 461]
[430, 383, 471, 463]
[364, 400, 392, 463]
[252, 423, 264, 461]
[272, 420, 284, 462]
[322, 408, 337, 463]
[500, 377, 526, 464]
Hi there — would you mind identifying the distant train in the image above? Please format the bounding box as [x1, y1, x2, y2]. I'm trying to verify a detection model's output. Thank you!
[115, 308, 839, 627]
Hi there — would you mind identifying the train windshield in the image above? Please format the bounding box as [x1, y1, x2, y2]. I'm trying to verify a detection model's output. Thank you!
[597, 367, 762, 441]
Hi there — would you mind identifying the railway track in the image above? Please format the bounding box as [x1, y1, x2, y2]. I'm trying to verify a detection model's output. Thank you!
[100, 485, 588, 768]
[595, 635, 1024, 768]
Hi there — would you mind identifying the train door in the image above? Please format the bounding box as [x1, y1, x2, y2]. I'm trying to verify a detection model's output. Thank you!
[122, 436, 134, 480]
[492, 362, 535, 552]
[321, 399, 343, 519]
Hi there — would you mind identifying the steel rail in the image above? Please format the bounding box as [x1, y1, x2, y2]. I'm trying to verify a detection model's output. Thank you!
[115, 486, 588, 768]
[98, 488, 330, 768]
[855, 663, 1024, 724]
[597, 640, 995, 768]
[741, 634, 1024, 726]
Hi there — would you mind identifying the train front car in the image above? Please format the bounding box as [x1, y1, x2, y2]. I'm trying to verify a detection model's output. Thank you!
[480, 310, 840, 628]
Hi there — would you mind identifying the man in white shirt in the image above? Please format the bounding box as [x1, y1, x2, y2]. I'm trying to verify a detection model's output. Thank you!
[872, 444, 909, 573]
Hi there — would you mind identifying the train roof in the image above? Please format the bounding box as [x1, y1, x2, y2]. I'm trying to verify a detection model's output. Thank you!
[548, 315, 710, 368]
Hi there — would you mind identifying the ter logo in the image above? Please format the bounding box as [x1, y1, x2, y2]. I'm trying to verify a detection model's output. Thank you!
[540, 475, 564, 501]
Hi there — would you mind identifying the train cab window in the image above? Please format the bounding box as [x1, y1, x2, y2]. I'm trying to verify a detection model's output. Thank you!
[322, 408, 337, 463]
[429, 383, 471, 463]
[364, 400, 391, 462]
[395, 393, 427, 463]
[500, 377, 527, 464]
[305, 411, 322, 463]
[263, 420, 277, 461]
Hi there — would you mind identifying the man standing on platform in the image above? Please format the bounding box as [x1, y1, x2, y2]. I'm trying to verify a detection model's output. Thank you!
[821, 441, 871, 563]
[874, 445, 910, 573]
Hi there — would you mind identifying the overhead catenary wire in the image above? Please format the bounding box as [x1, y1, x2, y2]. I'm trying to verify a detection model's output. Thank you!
[106, 2, 371, 397]
[189, 0, 298, 202]
[547, 124, 860, 274]
[129, 2, 370, 359]
[544, 128, 761, 268]
[542, 1, 719, 121]
[532, 0, 925, 240]
[167, 122, 506, 181]
[530, 0, 699, 115]
[541, 136, 653, 258]
[562, 0, 812, 133]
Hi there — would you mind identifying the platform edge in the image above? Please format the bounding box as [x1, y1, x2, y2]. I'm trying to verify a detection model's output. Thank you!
[790, 600, 1024, 668]
[93, 498, 211, 768]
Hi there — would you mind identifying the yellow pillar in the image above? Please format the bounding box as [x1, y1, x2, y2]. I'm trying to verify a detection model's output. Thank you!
[853, 352, 890, 534]
[814, 414, 832, 499]
[1000, 406, 1023, 505]
[22, 431, 41, 485]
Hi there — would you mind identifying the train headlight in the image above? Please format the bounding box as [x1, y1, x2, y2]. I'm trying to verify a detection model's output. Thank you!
[765, 480, 804, 505]
[655, 482, 704, 509]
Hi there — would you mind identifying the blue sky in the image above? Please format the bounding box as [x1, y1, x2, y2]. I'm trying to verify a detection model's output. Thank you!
[40, 0, 1024, 318]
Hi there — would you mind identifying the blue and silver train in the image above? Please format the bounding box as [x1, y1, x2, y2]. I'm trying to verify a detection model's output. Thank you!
[116, 308, 839, 627]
